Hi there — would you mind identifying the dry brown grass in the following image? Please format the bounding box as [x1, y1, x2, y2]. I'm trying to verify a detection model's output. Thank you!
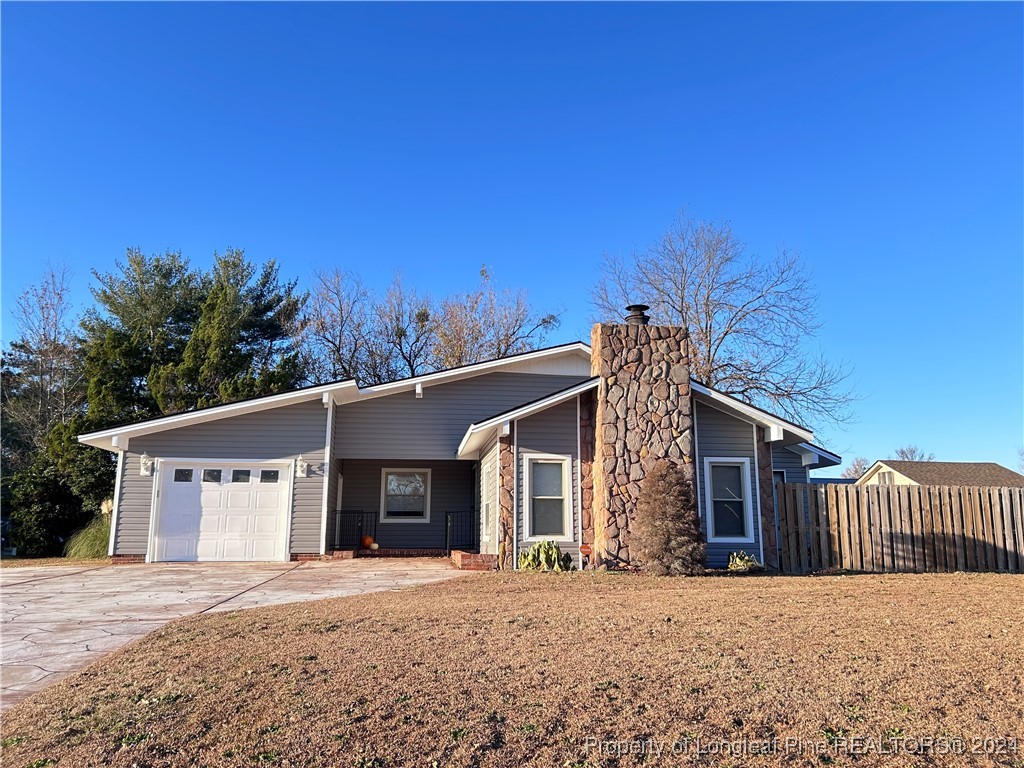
[3, 572, 1023, 767]
[0, 557, 111, 569]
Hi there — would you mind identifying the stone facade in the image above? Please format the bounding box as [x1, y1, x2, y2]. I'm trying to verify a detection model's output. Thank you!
[496, 424, 516, 570]
[579, 389, 596, 550]
[756, 427, 779, 571]
[590, 322, 696, 568]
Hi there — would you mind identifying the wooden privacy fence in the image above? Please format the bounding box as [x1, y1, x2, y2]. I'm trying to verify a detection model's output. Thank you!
[776, 483, 1024, 574]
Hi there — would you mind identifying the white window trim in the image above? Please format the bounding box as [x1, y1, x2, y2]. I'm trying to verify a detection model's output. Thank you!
[703, 456, 755, 544]
[522, 452, 573, 544]
[481, 459, 493, 543]
[379, 468, 432, 524]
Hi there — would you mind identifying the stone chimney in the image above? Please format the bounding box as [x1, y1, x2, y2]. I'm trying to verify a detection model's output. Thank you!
[589, 306, 696, 568]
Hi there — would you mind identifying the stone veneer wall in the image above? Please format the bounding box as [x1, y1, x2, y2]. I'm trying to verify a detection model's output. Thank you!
[756, 427, 779, 570]
[497, 425, 516, 570]
[579, 389, 596, 549]
[591, 322, 696, 568]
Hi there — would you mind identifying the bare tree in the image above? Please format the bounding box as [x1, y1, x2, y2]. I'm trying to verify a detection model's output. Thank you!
[841, 457, 871, 480]
[592, 212, 854, 426]
[300, 268, 371, 383]
[2, 264, 85, 452]
[1018, 447, 1024, 475]
[893, 445, 935, 462]
[433, 267, 559, 369]
[372, 275, 436, 379]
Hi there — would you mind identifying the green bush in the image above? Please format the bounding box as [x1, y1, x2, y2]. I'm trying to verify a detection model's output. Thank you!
[631, 460, 705, 575]
[7, 454, 93, 557]
[517, 540, 574, 572]
[727, 551, 764, 572]
[65, 514, 111, 559]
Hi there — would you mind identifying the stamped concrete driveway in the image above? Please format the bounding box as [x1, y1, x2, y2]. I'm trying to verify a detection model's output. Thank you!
[1, 559, 468, 709]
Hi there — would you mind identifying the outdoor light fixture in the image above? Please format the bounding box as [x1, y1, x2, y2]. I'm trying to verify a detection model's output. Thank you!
[296, 455, 310, 477]
[139, 452, 154, 476]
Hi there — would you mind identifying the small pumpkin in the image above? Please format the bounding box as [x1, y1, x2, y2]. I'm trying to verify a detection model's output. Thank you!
[369, 542, 379, 551]
[360, 535, 374, 549]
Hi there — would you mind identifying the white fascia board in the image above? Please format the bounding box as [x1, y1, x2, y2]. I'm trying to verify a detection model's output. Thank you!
[456, 378, 598, 458]
[786, 442, 843, 469]
[79, 380, 358, 452]
[689, 381, 814, 443]
[360, 343, 592, 399]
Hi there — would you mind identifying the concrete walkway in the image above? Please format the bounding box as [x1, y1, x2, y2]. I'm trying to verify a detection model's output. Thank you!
[0, 559, 467, 709]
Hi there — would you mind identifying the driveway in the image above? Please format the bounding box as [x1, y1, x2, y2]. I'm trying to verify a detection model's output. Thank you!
[0, 559, 468, 709]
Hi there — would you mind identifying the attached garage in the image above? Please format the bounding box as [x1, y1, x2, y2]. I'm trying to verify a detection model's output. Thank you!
[150, 460, 293, 562]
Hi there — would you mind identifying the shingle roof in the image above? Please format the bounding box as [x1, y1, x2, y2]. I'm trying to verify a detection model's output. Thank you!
[881, 461, 1024, 487]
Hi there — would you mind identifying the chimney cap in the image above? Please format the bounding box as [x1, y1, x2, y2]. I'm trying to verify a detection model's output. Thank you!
[624, 304, 651, 325]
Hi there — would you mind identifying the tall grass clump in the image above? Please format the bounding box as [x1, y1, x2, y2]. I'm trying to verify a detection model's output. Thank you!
[64, 515, 110, 559]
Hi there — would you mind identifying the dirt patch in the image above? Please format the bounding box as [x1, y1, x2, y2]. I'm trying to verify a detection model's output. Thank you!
[2, 572, 1022, 767]
[0, 557, 111, 568]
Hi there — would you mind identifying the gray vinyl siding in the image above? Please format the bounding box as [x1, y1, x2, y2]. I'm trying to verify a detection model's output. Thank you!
[770, 445, 808, 485]
[337, 459, 474, 549]
[479, 434, 499, 555]
[515, 398, 580, 567]
[693, 400, 761, 569]
[333, 373, 587, 460]
[112, 400, 328, 556]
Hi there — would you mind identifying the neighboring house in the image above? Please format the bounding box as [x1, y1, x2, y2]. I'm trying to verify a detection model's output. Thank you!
[856, 460, 1024, 488]
[79, 306, 840, 570]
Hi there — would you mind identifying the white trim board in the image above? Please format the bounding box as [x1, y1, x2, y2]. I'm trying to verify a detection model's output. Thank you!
[701, 456, 756, 545]
[521, 451, 574, 544]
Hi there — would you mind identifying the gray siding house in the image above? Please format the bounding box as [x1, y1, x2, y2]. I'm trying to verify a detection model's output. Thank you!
[80, 315, 840, 570]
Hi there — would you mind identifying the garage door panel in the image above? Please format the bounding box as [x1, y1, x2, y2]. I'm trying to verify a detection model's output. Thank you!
[155, 461, 290, 562]
[225, 515, 251, 533]
[227, 491, 254, 508]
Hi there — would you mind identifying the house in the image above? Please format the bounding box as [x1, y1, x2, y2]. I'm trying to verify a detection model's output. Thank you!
[855, 460, 1024, 488]
[79, 305, 840, 570]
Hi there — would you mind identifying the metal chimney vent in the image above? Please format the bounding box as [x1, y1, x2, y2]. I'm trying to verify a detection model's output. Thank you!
[624, 304, 650, 326]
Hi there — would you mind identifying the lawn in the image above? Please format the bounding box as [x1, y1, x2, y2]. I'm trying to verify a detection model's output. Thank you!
[3, 572, 1022, 767]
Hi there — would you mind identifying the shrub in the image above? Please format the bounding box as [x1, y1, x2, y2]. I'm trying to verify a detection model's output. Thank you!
[631, 460, 704, 575]
[7, 454, 93, 557]
[517, 540, 574, 572]
[727, 551, 764, 572]
[65, 514, 111, 559]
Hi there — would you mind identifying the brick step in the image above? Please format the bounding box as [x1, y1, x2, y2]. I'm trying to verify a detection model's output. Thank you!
[330, 548, 448, 559]
[451, 550, 497, 571]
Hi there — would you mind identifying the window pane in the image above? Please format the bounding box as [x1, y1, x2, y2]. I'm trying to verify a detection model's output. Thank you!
[387, 472, 426, 497]
[711, 464, 743, 500]
[532, 498, 565, 536]
[231, 469, 251, 483]
[532, 462, 563, 497]
[386, 494, 425, 515]
[173, 468, 193, 483]
[260, 470, 279, 484]
[202, 469, 222, 483]
[713, 500, 746, 537]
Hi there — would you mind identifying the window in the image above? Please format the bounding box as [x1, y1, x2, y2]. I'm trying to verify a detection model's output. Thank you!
[202, 469, 222, 483]
[380, 469, 431, 522]
[231, 469, 251, 484]
[260, 469, 280, 484]
[480, 463, 493, 542]
[525, 456, 570, 540]
[704, 459, 753, 542]
[173, 468, 194, 483]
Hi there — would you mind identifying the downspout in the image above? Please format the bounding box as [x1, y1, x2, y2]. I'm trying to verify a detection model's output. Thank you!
[512, 419, 519, 570]
[752, 423, 766, 567]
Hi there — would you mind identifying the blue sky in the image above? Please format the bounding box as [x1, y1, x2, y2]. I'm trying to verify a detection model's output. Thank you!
[2, 2, 1022, 473]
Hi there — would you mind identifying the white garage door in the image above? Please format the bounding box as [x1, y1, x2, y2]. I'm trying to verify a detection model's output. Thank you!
[153, 461, 291, 562]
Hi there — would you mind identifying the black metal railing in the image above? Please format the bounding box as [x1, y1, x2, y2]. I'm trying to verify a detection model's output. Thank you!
[333, 510, 377, 550]
[445, 510, 478, 554]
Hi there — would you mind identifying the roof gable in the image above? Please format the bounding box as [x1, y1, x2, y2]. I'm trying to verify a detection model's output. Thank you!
[862, 461, 1024, 487]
